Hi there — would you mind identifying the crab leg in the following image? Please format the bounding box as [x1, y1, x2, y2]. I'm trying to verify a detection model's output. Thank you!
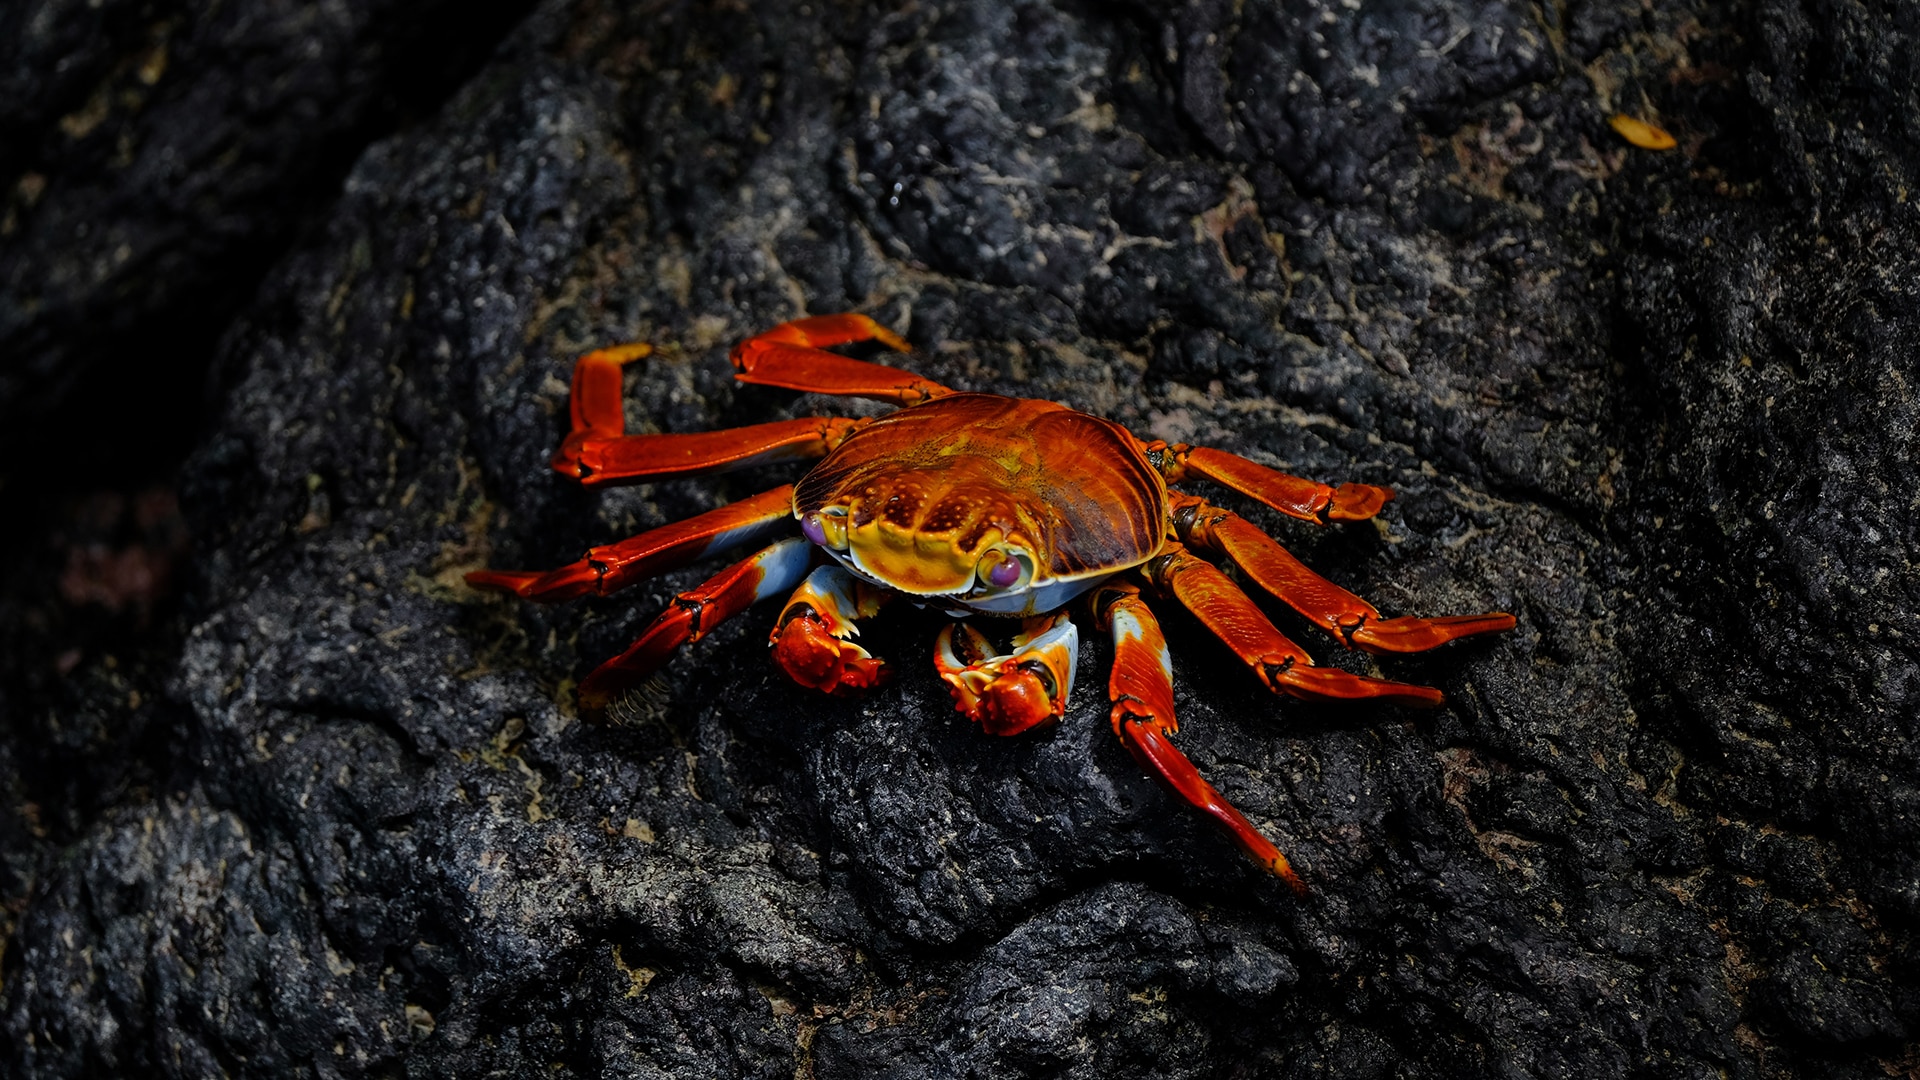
[1091, 582, 1307, 893]
[563, 341, 652, 439]
[935, 612, 1079, 736]
[556, 415, 866, 488]
[547, 338, 865, 486]
[1144, 542, 1445, 706]
[465, 485, 798, 602]
[730, 314, 953, 405]
[577, 537, 815, 713]
[769, 565, 894, 694]
[1149, 441, 1392, 523]
[1170, 493, 1516, 653]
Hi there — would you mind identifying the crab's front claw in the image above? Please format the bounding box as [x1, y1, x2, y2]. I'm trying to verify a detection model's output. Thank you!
[935, 614, 1079, 736]
[768, 565, 892, 695]
[771, 606, 888, 693]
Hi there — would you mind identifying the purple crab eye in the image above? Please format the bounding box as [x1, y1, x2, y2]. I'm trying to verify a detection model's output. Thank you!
[988, 558, 1022, 588]
[801, 514, 828, 547]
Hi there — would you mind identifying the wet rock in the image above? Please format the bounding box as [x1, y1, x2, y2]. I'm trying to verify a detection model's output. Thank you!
[0, 0, 537, 476]
[2, 0, 1916, 1077]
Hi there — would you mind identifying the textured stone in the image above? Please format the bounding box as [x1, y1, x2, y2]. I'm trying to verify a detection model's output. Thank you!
[0, 0, 535, 475]
[3, 0, 1916, 1077]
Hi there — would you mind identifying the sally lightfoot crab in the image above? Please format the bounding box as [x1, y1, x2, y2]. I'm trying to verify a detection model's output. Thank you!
[468, 314, 1514, 891]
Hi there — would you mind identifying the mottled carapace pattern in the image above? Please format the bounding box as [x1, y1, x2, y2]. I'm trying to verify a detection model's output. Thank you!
[795, 394, 1166, 583]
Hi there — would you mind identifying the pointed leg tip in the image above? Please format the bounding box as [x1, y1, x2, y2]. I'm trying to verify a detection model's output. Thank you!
[1326, 482, 1394, 520]
[465, 565, 602, 602]
[1228, 820, 1312, 896]
[576, 683, 613, 719]
[600, 342, 654, 365]
[1379, 679, 1446, 708]
[465, 569, 537, 595]
[1269, 858, 1311, 896]
[577, 631, 682, 720]
[1351, 613, 1518, 654]
[1270, 663, 1446, 707]
[1435, 612, 1518, 636]
[577, 663, 630, 712]
[871, 326, 912, 353]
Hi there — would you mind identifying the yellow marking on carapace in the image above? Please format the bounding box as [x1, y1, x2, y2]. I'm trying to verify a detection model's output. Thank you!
[847, 513, 1009, 595]
[794, 395, 1167, 593]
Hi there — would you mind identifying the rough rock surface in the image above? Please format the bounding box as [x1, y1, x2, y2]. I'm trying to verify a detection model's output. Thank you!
[0, 0, 535, 473]
[3, 0, 1916, 1076]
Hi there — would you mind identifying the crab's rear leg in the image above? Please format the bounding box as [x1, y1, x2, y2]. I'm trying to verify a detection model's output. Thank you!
[1150, 441, 1392, 523]
[577, 538, 815, 714]
[769, 565, 893, 694]
[730, 314, 953, 405]
[1092, 582, 1307, 892]
[1169, 492, 1516, 653]
[466, 484, 798, 602]
[935, 612, 1079, 736]
[1146, 541, 1446, 705]
[551, 339, 868, 486]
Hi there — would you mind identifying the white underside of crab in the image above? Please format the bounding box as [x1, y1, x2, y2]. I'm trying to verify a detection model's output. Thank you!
[825, 545, 1119, 617]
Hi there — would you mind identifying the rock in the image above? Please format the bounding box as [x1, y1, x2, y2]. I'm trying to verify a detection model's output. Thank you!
[0, 0, 537, 477]
[2, 0, 1915, 1076]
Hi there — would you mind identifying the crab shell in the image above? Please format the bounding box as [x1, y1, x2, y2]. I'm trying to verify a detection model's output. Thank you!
[792, 393, 1168, 616]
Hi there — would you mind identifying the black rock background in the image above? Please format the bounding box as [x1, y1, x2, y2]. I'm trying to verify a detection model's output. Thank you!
[1, 0, 1915, 1075]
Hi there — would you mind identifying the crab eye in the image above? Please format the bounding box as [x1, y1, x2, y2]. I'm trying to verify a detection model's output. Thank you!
[976, 548, 1034, 592]
[803, 507, 850, 550]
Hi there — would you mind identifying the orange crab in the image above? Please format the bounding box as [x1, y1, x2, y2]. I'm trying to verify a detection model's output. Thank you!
[468, 314, 1514, 891]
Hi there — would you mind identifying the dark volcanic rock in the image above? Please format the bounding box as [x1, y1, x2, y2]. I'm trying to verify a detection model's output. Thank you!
[0, 0, 536, 477]
[2, 0, 1916, 1077]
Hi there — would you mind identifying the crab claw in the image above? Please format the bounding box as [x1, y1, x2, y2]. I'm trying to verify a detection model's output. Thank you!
[935, 613, 1079, 736]
[772, 608, 888, 693]
[769, 566, 890, 695]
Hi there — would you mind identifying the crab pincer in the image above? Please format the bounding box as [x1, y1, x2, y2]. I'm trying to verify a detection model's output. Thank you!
[769, 565, 892, 694]
[934, 613, 1079, 736]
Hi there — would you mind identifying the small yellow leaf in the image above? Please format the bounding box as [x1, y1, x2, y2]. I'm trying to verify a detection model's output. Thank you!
[1608, 114, 1677, 150]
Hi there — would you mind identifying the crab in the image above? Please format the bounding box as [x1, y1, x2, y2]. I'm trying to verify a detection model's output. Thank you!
[467, 314, 1514, 891]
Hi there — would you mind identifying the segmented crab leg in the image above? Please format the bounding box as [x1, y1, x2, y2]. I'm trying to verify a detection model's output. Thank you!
[578, 537, 815, 713]
[557, 415, 866, 488]
[1144, 541, 1445, 705]
[1091, 582, 1307, 893]
[1169, 492, 1516, 653]
[730, 314, 953, 405]
[769, 565, 893, 694]
[564, 341, 652, 439]
[465, 485, 798, 602]
[548, 339, 866, 486]
[1147, 440, 1392, 523]
[934, 612, 1079, 736]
